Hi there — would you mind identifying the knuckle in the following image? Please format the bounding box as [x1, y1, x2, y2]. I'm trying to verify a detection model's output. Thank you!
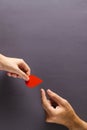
[63, 99, 68, 105]
[20, 59, 24, 62]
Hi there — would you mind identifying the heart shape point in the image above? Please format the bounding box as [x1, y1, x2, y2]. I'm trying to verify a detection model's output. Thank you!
[25, 75, 43, 88]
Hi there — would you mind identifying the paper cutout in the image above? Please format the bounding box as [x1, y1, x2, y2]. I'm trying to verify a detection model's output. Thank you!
[25, 75, 43, 88]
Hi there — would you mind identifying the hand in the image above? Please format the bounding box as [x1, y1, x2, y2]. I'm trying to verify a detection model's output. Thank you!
[0, 54, 30, 81]
[40, 89, 87, 130]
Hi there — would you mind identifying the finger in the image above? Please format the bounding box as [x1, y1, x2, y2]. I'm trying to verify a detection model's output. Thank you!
[11, 74, 18, 78]
[19, 61, 31, 75]
[47, 89, 65, 106]
[7, 66, 29, 81]
[7, 72, 12, 77]
[17, 75, 22, 79]
[12, 73, 22, 78]
[17, 67, 29, 81]
[7, 72, 18, 78]
[41, 89, 54, 114]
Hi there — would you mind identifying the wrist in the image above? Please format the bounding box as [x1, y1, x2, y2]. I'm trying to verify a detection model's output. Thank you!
[0, 54, 7, 70]
[66, 114, 87, 130]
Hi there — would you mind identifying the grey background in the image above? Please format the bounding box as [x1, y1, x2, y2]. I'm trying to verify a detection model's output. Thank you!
[0, 0, 87, 130]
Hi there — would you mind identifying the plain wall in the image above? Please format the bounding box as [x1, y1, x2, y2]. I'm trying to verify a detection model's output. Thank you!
[0, 0, 87, 130]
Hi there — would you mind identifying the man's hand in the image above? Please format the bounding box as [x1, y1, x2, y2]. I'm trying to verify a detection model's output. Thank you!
[41, 89, 87, 130]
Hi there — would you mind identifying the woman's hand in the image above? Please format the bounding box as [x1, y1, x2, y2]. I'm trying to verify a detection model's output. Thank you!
[0, 54, 30, 81]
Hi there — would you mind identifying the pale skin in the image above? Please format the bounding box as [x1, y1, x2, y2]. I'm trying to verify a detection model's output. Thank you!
[0, 54, 30, 81]
[41, 89, 87, 130]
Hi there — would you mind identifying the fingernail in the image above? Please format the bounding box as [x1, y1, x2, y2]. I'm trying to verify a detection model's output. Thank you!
[41, 88, 43, 91]
[47, 89, 52, 93]
[40, 88, 44, 93]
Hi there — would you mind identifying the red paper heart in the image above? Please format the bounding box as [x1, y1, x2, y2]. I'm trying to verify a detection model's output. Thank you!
[25, 75, 43, 88]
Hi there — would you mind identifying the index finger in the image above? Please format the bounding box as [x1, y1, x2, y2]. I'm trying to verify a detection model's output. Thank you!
[19, 61, 31, 75]
[47, 89, 66, 106]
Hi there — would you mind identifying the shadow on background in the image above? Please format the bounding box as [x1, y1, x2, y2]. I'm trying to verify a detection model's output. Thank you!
[45, 123, 68, 130]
